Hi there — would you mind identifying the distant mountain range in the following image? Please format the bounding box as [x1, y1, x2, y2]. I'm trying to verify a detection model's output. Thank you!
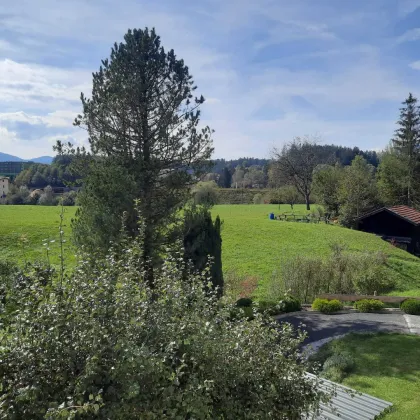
[0, 152, 54, 164]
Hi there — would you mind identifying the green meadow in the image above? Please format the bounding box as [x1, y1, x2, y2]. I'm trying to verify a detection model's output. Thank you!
[1, 204, 420, 296]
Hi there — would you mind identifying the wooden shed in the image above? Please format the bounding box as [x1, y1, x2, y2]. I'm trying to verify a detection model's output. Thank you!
[356, 205, 420, 255]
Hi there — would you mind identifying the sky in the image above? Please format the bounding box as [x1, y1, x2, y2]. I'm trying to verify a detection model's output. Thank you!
[1, 0, 420, 159]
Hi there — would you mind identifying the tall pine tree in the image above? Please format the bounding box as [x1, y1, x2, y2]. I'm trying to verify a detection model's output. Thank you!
[391, 93, 420, 206]
[69, 28, 213, 286]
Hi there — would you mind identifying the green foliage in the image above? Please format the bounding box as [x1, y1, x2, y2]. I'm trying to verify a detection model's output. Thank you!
[354, 299, 385, 312]
[3, 204, 420, 297]
[400, 298, 420, 315]
[323, 353, 355, 373]
[309, 333, 420, 419]
[59, 191, 78, 206]
[0, 237, 324, 419]
[390, 93, 420, 206]
[192, 181, 219, 206]
[339, 155, 378, 227]
[271, 136, 320, 210]
[252, 193, 264, 204]
[183, 205, 223, 294]
[68, 28, 213, 279]
[217, 167, 232, 188]
[13, 158, 79, 190]
[253, 299, 282, 315]
[37, 185, 58, 206]
[312, 298, 343, 313]
[235, 297, 253, 307]
[377, 150, 411, 206]
[312, 163, 343, 216]
[278, 295, 301, 313]
[352, 253, 395, 295]
[322, 366, 345, 382]
[308, 338, 355, 382]
[277, 185, 301, 209]
[281, 247, 393, 303]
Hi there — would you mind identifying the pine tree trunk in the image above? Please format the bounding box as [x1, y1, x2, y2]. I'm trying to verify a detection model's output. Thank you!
[140, 93, 154, 288]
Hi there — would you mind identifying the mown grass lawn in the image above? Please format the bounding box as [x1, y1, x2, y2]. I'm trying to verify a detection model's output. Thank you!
[212, 204, 420, 297]
[0, 205, 78, 266]
[1, 204, 420, 297]
[319, 333, 420, 420]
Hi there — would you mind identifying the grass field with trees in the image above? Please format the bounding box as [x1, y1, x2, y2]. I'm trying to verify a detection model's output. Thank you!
[2, 22, 420, 418]
[2, 204, 420, 299]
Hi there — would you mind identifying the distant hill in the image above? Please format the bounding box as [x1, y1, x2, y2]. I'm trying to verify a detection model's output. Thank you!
[30, 156, 54, 164]
[0, 152, 23, 162]
[0, 152, 54, 164]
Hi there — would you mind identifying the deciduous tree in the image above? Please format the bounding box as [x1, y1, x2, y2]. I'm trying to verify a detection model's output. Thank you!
[339, 156, 377, 226]
[312, 163, 343, 216]
[272, 136, 319, 210]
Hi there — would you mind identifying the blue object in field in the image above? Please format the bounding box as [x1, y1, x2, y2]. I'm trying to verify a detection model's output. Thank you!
[269, 213, 275, 220]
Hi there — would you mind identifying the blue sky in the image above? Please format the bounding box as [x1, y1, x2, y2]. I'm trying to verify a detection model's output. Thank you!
[1, 0, 420, 159]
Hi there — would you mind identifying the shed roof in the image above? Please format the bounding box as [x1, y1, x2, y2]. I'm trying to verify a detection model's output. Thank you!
[357, 205, 420, 226]
[306, 373, 393, 419]
[388, 205, 420, 225]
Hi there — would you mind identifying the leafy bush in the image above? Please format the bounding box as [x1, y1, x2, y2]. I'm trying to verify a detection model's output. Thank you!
[254, 299, 282, 315]
[309, 340, 355, 383]
[352, 253, 395, 295]
[59, 190, 78, 206]
[323, 353, 355, 373]
[236, 297, 253, 307]
[280, 247, 394, 303]
[37, 185, 58, 206]
[278, 295, 301, 313]
[281, 255, 324, 303]
[312, 298, 343, 313]
[192, 181, 219, 206]
[401, 299, 420, 315]
[354, 299, 385, 312]
[253, 193, 264, 204]
[183, 205, 223, 295]
[322, 366, 345, 382]
[322, 352, 355, 382]
[0, 237, 325, 419]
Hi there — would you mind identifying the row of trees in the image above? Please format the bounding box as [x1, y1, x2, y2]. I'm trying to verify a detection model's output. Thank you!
[1, 185, 78, 206]
[13, 155, 79, 189]
[205, 146, 379, 190]
[270, 93, 420, 220]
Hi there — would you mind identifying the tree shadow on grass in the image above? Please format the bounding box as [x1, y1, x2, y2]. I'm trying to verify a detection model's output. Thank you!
[342, 333, 420, 383]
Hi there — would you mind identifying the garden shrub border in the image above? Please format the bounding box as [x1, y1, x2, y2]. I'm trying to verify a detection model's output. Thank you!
[401, 299, 420, 315]
[354, 299, 385, 313]
[312, 298, 343, 314]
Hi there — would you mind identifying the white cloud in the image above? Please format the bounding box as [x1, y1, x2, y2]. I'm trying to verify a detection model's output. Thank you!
[0, 0, 418, 160]
[395, 28, 420, 44]
[0, 59, 90, 106]
[397, 0, 420, 17]
[0, 110, 77, 128]
[409, 60, 420, 70]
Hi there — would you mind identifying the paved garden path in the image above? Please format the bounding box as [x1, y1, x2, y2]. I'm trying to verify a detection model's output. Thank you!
[276, 310, 410, 344]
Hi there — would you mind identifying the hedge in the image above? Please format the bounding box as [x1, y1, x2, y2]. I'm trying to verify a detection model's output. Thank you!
[312, 298, 343, 314]
[354, 299, 385, 313]
[401, 299, 420, 315]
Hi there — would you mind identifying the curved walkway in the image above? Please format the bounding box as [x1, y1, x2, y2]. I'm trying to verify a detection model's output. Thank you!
[276, 310, 410, 344]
